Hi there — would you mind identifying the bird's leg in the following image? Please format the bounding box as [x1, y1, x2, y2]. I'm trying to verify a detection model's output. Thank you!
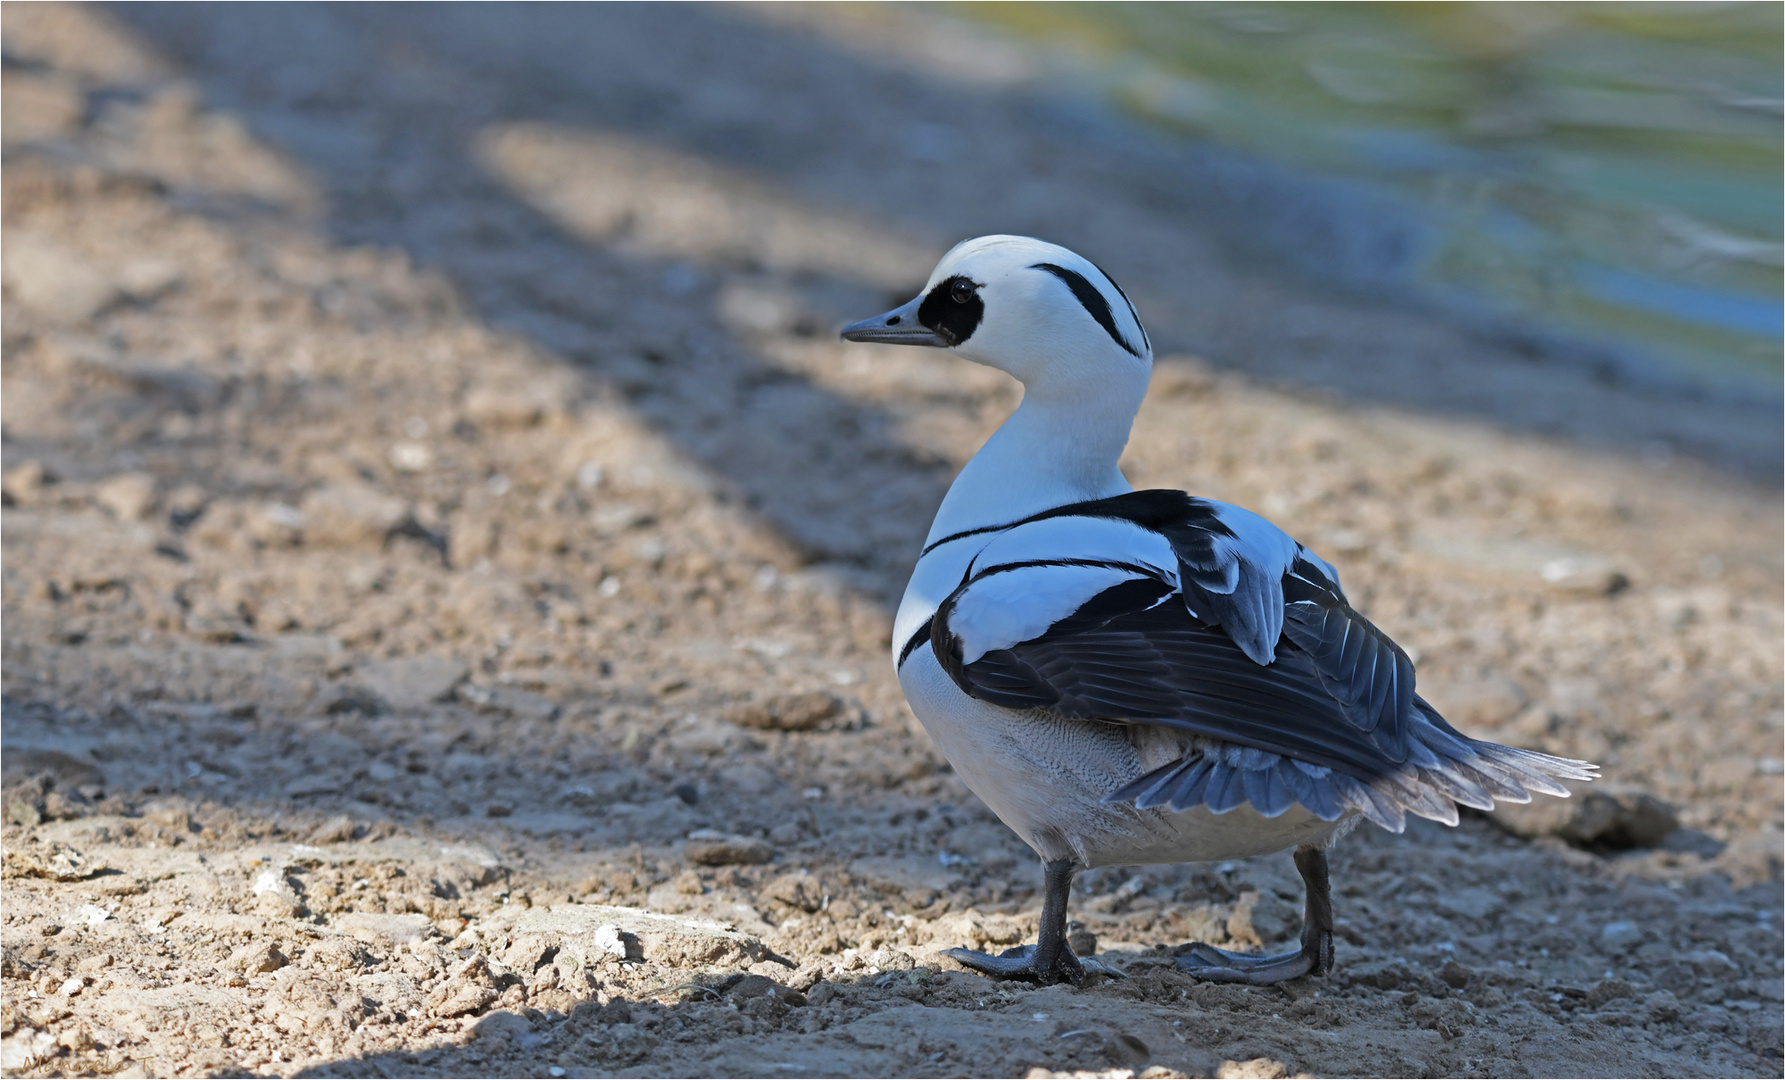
[1176, 844, 1335, 985]
[943, 859, 1085, 986]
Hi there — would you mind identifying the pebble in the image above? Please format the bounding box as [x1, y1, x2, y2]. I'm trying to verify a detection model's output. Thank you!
[225, 941, 288, 974]
[2, 230, 123, 323]
[1601, 921, 1643, 949]
[299, 481, 409, 548]
[93, 472, 157, 521]
[356, 656, 469, 711]
[307, 815, 361, 845]
[1585, 977, 1637, 1008]
[1439, 959, 1475, 989]
[685, 829, 774, 866]
[1, 460, 50, 505]
[593, 923, 630, 960]
[724, 691, 845, 732]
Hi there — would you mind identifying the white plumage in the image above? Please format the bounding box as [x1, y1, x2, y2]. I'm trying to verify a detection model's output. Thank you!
[842, 235, 1595, 986]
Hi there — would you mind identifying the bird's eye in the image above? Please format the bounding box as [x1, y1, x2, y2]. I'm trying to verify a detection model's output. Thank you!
[950, 279, 976, 304]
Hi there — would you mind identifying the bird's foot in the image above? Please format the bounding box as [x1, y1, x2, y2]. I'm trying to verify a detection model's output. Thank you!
[943, 942, 1086, 986]
[1173, 929, 1332, 986]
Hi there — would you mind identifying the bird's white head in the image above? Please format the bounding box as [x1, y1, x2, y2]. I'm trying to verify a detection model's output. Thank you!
[841, 235, 1151, 393]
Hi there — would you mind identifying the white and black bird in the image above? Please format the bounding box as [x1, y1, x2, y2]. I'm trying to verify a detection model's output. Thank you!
[840, 235, 1596, 986]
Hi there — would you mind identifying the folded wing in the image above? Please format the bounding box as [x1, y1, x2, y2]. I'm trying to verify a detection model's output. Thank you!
[929, 491, 1594, 829]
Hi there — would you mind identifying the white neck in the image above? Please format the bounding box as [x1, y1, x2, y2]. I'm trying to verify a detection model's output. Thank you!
[925, 374, 1147, 545]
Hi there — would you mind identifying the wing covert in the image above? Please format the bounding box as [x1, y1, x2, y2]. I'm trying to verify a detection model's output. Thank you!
[929, 490, 1420, 770]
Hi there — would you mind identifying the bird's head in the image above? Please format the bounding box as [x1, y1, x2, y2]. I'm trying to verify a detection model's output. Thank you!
[841, 235, 1151, 390]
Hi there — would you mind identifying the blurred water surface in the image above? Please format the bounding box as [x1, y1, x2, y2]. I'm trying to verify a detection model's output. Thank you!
[963, 2, 1782, 395]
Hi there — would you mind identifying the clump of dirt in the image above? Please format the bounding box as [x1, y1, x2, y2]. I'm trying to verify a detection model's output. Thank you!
[2, 4, 1779, 1078]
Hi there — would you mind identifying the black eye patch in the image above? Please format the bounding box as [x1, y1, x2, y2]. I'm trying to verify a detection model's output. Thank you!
[919, 274, 984, 346]
[1031, 262, 1141, 357]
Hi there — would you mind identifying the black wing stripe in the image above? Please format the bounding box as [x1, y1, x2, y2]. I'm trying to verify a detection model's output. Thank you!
[897, 619, 934, 668]
[919, 489, 1231, 558]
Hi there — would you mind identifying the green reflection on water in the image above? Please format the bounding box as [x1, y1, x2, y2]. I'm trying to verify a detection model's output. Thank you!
[961, 2, 1782, 388]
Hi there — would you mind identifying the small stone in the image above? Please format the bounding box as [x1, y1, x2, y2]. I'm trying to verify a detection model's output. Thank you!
[1345, 961, 1407, 990]
[724, 973, 780, 1000]
[1600, 921, 1642, 950]
[224, 941, 288, 974]
[58, 975, 85, 997]
[92, 472, 158, 521]
[299, 481, 408, 548]
[1439, 959, 1475, 989]
[463, 383, 561, 429]
[470, 1011, 533, 1042]
[307, 815, 360, 845]
[1585, 977, 1636, 1008]
[1, 460, 50, 505]
[305, 939, 373, 972]
[725, 691, 844, 732]
[761, 872, 823, 913]
[388, 441, 433, 473]
[425, 955, 502, 1018]
[866, 947, 916, 972]
[2, 231, 122, 324]
[1683, 949, 1736, 977]
[685, 829, 774, 866]
[1216, 1058, 1290, 1080]
[353, 656, 468, 711]
[592, 924, 631, 960]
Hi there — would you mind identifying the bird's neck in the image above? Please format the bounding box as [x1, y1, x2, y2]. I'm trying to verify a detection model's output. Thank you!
[926, 377, 1146, 545]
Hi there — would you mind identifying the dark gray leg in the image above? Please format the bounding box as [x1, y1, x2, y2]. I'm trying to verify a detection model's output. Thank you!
[1176, 844, 1335, 984]
[944, 859, 1085, 986]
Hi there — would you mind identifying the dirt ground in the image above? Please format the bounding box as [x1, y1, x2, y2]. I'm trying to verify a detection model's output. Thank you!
[1, 4, 1781, 1078]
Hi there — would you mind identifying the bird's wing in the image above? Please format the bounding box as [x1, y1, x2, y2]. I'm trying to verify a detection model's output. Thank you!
[937, 490, 1417, 765]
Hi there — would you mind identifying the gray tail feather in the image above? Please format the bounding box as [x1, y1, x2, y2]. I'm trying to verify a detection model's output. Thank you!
[1103, 717, 1598, 834]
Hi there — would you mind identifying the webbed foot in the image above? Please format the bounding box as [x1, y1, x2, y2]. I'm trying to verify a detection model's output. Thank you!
[1176, 845, 1335, 986]
[945, 859, 1092, 987]
[1174, 939, 1325, 984]
[944, 942, 1086, 986]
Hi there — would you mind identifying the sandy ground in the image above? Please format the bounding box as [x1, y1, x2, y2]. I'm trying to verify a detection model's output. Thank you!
[1, 4, 1781, 1078]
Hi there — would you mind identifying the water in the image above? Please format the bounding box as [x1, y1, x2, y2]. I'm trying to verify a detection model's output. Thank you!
[962, 2, 1782, 396]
